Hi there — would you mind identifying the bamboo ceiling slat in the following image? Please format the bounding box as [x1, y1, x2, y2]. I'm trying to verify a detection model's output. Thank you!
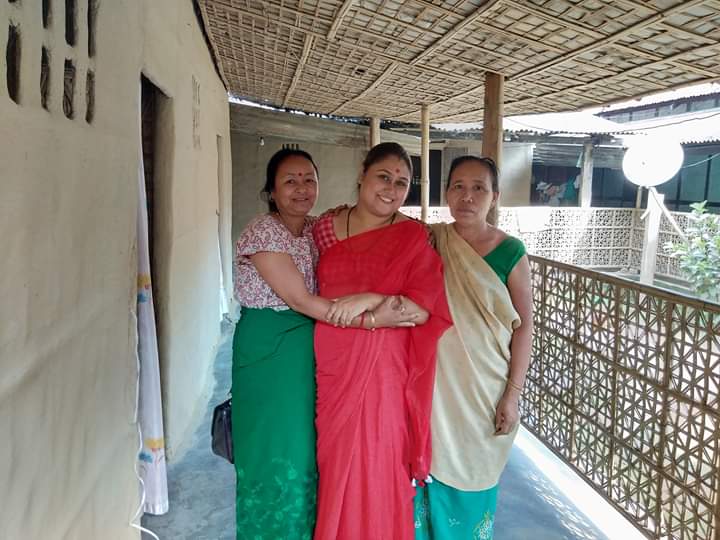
[201, 0, 720, 121]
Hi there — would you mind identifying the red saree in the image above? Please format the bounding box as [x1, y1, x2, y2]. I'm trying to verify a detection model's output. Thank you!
[312, 217, 451, 540]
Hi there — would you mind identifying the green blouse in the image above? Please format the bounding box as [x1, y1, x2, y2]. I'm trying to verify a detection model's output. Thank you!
[482, 236, 526, 285]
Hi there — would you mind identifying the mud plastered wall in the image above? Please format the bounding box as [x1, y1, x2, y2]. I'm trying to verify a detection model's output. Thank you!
[0, 1, 231, 538]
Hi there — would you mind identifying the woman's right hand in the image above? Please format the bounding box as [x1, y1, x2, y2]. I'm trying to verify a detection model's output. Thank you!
[372, 296, 419, 328]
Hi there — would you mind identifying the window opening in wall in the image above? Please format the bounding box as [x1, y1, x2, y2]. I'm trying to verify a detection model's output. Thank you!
[42, 0, 51, 28]
[6, 25, 20, 103]
[63, 59, 75, 118]
[40, 46, 50, 110]
[87, 0, 98, 57]
[85, 69, 94, 123]
[65, 0, 76, 46]
[282, 143, 300, 150]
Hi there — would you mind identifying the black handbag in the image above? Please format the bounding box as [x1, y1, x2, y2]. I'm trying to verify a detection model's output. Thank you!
[211, 397, 233, 464]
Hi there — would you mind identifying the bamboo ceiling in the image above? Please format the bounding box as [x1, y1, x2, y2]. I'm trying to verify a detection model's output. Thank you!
[199, 0, 720, 123]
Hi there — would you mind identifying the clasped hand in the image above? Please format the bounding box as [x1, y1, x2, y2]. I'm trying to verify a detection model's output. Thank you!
[325, 293, 419, 328]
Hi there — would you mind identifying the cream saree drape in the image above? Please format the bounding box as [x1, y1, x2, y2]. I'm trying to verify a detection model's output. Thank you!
[429, 223, 521, 490]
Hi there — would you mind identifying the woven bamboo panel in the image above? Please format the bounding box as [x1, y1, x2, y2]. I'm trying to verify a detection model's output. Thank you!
[524, 256, 720, 540]
[404, 206, 697, 282]
[200, 0, 720, 122]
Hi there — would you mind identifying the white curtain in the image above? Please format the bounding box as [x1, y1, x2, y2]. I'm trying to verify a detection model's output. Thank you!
[136, 93, 169, 515]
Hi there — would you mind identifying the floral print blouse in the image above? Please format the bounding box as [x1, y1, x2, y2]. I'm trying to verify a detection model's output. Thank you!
[233, 213, 318, 309]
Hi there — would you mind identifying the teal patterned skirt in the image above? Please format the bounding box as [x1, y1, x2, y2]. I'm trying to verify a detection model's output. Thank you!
[414, 476, 498, 540]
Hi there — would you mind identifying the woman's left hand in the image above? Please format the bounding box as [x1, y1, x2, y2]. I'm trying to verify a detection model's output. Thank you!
[326, 292, 383, 327]
[494, 389, 520, 436]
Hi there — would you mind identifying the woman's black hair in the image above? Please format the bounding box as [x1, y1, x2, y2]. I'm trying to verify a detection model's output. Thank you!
[261, 148, 319, 212]
[445, 155, 499, 192]
[362, 142, 413, 177]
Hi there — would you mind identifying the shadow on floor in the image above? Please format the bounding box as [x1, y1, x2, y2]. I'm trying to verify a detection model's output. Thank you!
[143, 322, 607, 540]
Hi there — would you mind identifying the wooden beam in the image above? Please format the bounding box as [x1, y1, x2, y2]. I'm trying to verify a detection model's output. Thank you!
[657, 21, 718, 45]
[410, 0, 503, 66]
[490, 39, 720, 114]
[222, 4, 328, 39]
[219, 4, 474, 88]
[611, 43, 720, 79]
[370, 117, 380, 148]
[409, 0, 718, 82]
[400, 0, 463, 19]
[352, 7, 443, 39]
[402, 76, 599, 123]
[511, 0, 709, 81]
[353, 7, 561, 63]
[473, 20, 567, 55]
[482, 72, 503, 225]
[283, 35, 314, 107]
[329, 62, 398, 115]
[579, 141, 594, 208]
[501, 0, 604, 38]
[327, 0, 356, 40]
[420, 104, 431, 223]
[640, 190, 664, 284]
[482, 72, 503, 163]
[197, 1, 231, 89]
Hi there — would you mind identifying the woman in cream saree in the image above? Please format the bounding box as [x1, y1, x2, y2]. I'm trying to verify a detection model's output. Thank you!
[415, 156, 533, 540]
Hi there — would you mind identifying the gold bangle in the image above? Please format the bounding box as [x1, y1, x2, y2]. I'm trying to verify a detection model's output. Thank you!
[507, 379, 523, 392]
[368, 311, 376, 331]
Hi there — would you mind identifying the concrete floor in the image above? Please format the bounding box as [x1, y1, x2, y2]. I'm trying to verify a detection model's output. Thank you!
[142, 324, 611, 540]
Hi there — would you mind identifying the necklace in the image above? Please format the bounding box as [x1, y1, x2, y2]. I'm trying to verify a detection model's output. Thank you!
[346, 205, 397, 239]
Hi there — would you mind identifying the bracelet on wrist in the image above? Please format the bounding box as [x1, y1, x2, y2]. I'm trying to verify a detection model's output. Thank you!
[507, 379, 523, 393]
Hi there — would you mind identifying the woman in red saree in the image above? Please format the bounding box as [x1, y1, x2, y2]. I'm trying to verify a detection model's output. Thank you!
[312, 143, 452, 540]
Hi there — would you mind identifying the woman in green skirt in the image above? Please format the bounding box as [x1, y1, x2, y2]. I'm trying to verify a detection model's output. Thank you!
[415, 156, 534, 540]
[233, 148, 418, 539]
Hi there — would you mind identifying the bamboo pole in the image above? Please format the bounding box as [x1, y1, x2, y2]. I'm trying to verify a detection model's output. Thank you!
[579, 140, 594, 208]
[370, 117, 380, 148]
[420, 104, 430, 223]
[482, 72, 503, 226]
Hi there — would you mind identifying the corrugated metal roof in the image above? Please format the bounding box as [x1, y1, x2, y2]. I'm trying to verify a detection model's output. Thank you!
[617, 110, 720, 145]
[435, 112, 630, 136]
[435, 109, 720, 145]
[598, 82, 720, 113]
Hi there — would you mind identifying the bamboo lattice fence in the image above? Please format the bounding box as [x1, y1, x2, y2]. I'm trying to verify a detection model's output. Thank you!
[402, 206, 696, 283]
[524, 256, 720, 540]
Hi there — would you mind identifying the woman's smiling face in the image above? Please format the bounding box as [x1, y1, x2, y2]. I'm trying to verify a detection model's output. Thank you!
[357, 155, 411, 218]
[271, 154, 319, 217]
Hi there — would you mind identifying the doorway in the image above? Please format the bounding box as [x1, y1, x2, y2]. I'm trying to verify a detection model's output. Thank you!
[140, 74, 173, 419]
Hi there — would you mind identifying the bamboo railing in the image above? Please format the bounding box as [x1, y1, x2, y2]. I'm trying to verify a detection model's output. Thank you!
[523, 256, 720, 540]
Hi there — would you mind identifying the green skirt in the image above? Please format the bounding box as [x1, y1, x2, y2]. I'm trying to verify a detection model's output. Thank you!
[231, 307, 317, 540]
[414, 476, 498, 540]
